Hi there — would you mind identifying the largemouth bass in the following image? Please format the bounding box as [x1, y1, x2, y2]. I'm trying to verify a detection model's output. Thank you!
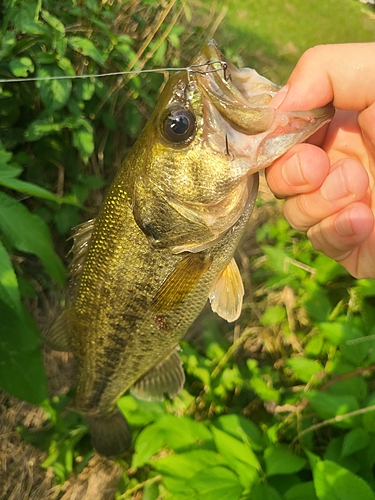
[47, 40, 334, 457]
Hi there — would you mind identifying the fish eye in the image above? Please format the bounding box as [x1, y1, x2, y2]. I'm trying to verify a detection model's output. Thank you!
[163, 109, 196, 143]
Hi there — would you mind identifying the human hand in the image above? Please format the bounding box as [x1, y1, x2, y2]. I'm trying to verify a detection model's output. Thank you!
[266, 43, 375, 278]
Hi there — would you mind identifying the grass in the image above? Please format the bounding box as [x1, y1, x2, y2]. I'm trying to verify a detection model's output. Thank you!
[214, 0, 375, 81]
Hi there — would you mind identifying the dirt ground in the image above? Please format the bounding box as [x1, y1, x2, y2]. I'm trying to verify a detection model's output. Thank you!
[0, 350, 123, 500]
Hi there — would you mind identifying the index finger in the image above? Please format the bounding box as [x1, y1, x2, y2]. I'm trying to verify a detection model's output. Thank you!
[274, 43, 375, 112]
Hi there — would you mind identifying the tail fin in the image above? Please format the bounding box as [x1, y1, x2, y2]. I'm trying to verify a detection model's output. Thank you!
[86, 409, 132, 457]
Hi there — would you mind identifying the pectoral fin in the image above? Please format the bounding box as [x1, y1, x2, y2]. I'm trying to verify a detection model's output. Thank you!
[45, 309, 71, 351]
[209, 258, 244, 322]
[131, 349, 185, 401]
[150, 252, 213, 313]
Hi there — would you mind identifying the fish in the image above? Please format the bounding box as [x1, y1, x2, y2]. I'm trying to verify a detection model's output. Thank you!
[47, 40, 334, 457]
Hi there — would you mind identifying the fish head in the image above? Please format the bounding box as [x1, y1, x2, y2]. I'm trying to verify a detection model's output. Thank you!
[131, 40, 334, 251]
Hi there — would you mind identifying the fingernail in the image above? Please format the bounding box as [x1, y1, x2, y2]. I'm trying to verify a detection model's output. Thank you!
[281, 153, 306, 186]
[270, 85, 289, 109]
[335, 211, 355, 237]
[321, 168, 350, 201]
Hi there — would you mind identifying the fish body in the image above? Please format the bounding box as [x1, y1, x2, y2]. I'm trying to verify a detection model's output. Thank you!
[48, 40, 334, 456]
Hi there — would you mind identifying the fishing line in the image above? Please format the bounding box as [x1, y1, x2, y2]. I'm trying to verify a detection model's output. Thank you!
[0, 60, 226, 84]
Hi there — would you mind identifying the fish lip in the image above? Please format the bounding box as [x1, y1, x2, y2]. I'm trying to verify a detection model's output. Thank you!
[191, 39, 335, 129]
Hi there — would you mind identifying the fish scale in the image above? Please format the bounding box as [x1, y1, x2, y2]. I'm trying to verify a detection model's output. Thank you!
[47, 40, 334, 457]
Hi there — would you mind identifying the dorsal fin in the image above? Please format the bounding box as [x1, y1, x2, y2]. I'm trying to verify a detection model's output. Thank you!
[131, 348, 185, 401]
[68, 218, 95, 293]
[209, 257, 244, 322]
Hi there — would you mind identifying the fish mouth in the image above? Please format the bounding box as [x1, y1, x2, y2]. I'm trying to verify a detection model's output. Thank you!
[191, 40, 334, 173]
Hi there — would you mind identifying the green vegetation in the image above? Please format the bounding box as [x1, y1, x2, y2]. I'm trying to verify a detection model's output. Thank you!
[1, 0, 375, 498]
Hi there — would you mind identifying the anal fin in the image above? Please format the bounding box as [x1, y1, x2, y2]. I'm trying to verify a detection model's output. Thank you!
[209, 257, 244, 322]
[131, 349, 185, 401]
[45, 309, 71, 351]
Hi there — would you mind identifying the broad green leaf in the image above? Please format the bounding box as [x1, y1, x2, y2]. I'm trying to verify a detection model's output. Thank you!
[307, 452, 375, 500]
[0, 298, 48, 404]
[74, 78, 95, 101]
[341, 428, 370, 458]
[303, 287, 332, 322]
[9, 57, 34, 77]
[319, 322, 363, 346]
[286, 357, 324, 383]
[57, 57, 75, 76]
[68, 37, 106, 65]
[314, 253, 348, 283]
[354, 279, 375, 298]
[133, 422, 167, 468]
[72, 127, 94, 163]
[133, 415, 213, 468]
[117, 395, 165, 426]
[261, 305, 286, 326]
[188, 466, 243, 500]
[215, 414, 264, 451]
[41, 9, 65, 34]
[152, 449, 228, 478]
[37, 65, 72, 111]
[252, 482, 284, 500]
[0, 31, 16, 58]
[307, 391, 359, 428]
[264, 446, 306, 477]
[0, 192, 65, 285]
[0, 177, 79, 205]
[211, 426, 259, 490]
[305, 334, 325, 357]
[284, 481, 318, 500]
[248, 373, 280, 403]
[0, 239, 22, 315]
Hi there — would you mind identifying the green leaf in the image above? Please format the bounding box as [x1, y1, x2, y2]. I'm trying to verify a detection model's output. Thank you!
[68, 37, 106, 65]
[287, 357, 324, 383]
[284, 481, 318, 500]
[0, 176, 79, 205]
[133, 423, 167, 468]
[24, 117, 58, 141]
[0, 31, 16, 58]
[319, 322, 363, 346]
[211, 426, 259, 490]
[341, 428, 370, 458]
[152, 449, 228, 478]
[0, 298, 48, 404]
[307, 391, 359, 427]
[264, 446, 306, 477]
[303, 287, 332, 322]
[252, 482, 284, 500]
[188, 466, 243, 500]
[307, 452, 375, 500]
[41, 9, 65, 34]
[133, 415, 213, 468]
[0, 239, 22, 315]
[72, 127, 94, 163]
[9, 57, 34, 77]
[0, 192, 65, 285]
[215, 414, 264, 451]
[261, 305, 286, 326]
[118, 395, 165, 426]
[314, 253, 348, 283]
[248, 372, 280, 402]
[74, 78, 95, 101]
[37, 65, 72, 111]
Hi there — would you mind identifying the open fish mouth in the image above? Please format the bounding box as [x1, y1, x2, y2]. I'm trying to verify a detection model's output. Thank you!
[190, 40, 334, 173]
